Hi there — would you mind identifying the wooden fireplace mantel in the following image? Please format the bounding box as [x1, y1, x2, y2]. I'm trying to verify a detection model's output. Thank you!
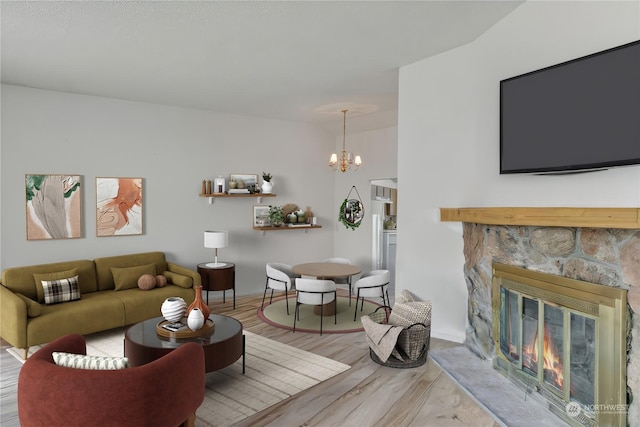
[440, 207, 640, 229]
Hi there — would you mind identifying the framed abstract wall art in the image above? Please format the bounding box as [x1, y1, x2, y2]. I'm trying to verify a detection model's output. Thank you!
[96, 177, 143, 237]
[25, 174, 82, 240]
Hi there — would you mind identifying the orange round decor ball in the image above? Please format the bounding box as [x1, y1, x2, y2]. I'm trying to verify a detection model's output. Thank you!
[155, 274, 168, 288]
[137, 274, 156, 290]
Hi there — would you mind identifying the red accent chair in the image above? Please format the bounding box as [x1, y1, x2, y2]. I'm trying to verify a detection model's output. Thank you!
[18, 333, 205, 427]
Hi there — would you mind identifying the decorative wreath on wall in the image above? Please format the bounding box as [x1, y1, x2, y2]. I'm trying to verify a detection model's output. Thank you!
[338, 186, 364, 230]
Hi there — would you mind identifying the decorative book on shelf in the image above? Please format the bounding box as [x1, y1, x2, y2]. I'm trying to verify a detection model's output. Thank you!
[227, 189, 250, 194]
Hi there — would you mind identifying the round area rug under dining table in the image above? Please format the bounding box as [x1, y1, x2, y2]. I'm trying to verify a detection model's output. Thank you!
[258, 295, 382, 334]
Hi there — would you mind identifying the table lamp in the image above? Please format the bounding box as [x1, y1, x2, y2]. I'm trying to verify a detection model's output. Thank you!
[204, 230, 228, 267]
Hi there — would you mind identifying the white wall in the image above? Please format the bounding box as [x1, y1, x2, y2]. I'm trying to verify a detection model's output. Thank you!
[1, 85, 397, 297]
[398, 1, 640, 342]
[0, 85, 340, 295]
[332, 126, 398, 271]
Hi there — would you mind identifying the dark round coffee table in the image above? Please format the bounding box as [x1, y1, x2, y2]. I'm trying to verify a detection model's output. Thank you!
[124, 314, 244, 373]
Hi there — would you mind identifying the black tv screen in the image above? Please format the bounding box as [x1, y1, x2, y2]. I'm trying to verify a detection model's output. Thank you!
[500, 40, 640, 174]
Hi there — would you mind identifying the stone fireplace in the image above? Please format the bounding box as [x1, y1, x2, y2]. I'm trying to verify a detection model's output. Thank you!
[441, 207, 639, 425]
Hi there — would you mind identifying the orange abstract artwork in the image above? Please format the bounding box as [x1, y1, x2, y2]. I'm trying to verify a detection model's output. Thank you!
[96, 177, 143, 237]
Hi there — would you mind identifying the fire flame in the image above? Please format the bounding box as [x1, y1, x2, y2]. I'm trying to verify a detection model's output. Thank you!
[522, 326, 564, 389]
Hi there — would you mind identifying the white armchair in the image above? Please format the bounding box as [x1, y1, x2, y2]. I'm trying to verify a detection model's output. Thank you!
[262, 262, 299, 315]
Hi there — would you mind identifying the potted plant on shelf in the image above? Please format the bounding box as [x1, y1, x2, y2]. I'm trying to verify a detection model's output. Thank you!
[268, 205, 284, 227]
[261, 172, 273, 194]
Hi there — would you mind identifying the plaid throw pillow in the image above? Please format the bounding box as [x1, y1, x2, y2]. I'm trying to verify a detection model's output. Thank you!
[41, 275, 81, 305]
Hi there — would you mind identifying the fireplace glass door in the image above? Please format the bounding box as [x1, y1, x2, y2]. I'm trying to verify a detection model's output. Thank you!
[543, 304, 564, 392]
[493, 263, 627, 427]
[498, 288, 596, 403]
[570, 313, 595, 407]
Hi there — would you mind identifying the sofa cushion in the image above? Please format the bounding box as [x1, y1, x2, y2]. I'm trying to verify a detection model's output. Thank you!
[155, 274, 168, 288]
[94, 252, 168, 291]
[111, 264, 156, 291]
[41, 275, 81, 305]
[16, 293, 42, 317]
[162, 271, 193, 288]
[52, 352, 129, 370]
[137, 274, 156, 290]
[109, 285, 194, 325]
[33, 269, 78, 303]
[26, 293, 125, 346]
[2, 260, 96, 302]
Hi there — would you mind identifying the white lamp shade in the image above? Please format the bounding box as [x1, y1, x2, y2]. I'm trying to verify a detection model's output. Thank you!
[204, 230, 228, 249]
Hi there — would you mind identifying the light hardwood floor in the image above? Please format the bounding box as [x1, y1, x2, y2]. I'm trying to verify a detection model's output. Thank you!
[1, 292, 500, 427]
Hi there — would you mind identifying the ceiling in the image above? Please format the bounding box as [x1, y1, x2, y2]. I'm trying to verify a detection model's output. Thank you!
[1, 1, 522, 133]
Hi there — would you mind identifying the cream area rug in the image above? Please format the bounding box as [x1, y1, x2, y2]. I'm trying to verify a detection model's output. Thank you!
[258, 295, 382, 333]
[7, 329, 351, 427]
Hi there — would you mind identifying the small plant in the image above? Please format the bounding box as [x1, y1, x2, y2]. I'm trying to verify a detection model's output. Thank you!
[268, 205, 284, 226]
[262, 172, 272, 182]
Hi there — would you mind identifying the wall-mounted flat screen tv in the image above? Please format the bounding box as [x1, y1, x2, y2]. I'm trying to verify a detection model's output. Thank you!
[500, 40, 640, 174]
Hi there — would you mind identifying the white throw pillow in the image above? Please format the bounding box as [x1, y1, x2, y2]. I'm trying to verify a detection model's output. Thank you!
[52, 352, 128, 370]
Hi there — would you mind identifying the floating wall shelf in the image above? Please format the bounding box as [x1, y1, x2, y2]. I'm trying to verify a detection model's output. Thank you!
[253, 225, 322, 236]
[199, 193, 276, 204]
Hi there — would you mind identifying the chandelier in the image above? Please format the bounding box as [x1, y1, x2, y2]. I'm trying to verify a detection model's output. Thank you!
[329, 109, 362, 172]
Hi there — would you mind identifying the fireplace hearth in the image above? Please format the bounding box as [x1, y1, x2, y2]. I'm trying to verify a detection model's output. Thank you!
[493, 263, 627, 427]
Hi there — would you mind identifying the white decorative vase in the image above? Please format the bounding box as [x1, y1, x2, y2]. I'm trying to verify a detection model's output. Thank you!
[261, 181, 273, 194]
[187, 308, 205, 331]
[161, 297, 187, 323]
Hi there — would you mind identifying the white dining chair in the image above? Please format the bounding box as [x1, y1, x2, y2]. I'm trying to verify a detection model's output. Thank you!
[262, 262, 299, 315]
[322, 257, 355, 305]
[353, 269, 390, 321]
[294, 278, 337, 335]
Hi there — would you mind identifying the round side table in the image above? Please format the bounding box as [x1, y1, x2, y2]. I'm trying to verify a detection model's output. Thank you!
[197, 262, 236, 308]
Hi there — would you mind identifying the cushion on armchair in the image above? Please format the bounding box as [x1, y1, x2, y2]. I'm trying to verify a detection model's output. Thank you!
[53, 352, 129, 370]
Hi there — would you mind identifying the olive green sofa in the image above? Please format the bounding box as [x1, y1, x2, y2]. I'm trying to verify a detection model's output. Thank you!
[0, 251, 201, 359]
